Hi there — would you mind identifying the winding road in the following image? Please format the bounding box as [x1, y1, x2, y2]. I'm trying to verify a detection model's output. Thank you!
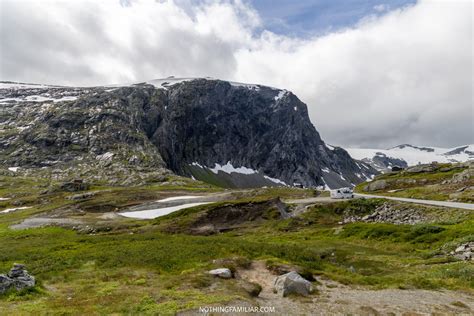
[285, 194, 474, 211]
[354, 193, 474, 210]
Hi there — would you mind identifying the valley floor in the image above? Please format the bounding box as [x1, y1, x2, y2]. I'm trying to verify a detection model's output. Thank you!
[0, 175, 473, 315]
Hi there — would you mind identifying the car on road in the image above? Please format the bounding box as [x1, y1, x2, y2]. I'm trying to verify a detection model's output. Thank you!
[330, 187, 354, 199]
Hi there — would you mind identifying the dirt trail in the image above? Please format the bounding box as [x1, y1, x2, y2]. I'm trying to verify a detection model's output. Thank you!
[237, 261, 474, 315]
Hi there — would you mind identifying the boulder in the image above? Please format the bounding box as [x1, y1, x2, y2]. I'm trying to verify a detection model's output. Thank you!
[451, 169, 474, 183]
[60, 179, 90, 192]
[208, 268, 232, 279]
[1, 264, 35, 293]
[7, 264, 26, 278]
[67, 192, 95, 200]
[363, 179, 387, 192]
[405, 164, 437, 173]
[0, 275, 13, 294]
[451, 242, 474, 261]
[273, 271, 313, 297]
[454, 252, 473, 261]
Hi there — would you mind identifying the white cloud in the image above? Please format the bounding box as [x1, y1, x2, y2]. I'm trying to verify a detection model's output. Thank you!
[373, 4, 387, 12]
[0, 0, 472, 148]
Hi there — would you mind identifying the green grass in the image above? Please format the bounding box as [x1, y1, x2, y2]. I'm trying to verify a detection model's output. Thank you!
[355, 163, 473, 202]
[0, 177, 473, 314]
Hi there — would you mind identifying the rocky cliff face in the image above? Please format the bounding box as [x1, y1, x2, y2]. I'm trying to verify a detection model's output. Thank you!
[0, 79, 376, 188]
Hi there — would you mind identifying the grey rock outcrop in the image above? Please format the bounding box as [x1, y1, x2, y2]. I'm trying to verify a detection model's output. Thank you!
[450, 168, 474, 183]
[363, 179, 387, 192]
[450, 242, 474, 261]
[360, 153, 408, 172]
[343, 202, 427, 225]
[273, 271, 313, 297]
[405, 163, 437, 173]
[0, 79, 377, 188]
[0, 264, 35, 294]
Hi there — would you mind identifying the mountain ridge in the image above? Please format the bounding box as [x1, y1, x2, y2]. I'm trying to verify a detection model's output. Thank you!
[346, 144, 474, 172]
[0, 78, 376, 188]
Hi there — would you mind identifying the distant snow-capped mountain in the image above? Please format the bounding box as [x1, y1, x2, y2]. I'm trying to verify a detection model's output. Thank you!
[345, 144, 474, 172]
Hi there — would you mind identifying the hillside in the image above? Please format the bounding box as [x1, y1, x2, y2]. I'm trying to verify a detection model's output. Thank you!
[1, 174, 473, 314]
[355, 161, 474, 203]
[0, 79, 375, 189]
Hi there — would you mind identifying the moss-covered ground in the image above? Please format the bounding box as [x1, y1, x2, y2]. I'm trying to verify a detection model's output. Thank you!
[355, 163, 474, 202]
[0, 175, 473, 315]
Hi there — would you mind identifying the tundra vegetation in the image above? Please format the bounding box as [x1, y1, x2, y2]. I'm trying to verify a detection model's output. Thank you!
[356, 162, 474, 203]
[0, 170, 473, 315]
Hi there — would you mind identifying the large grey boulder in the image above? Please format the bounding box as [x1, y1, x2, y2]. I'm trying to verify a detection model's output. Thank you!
[0, 264, 35, 294]
[405, 164, 437, 173]
[208, 268, 232, 279]
[451, 169, 474, 183]
[363, 179, 387, 192]
[273, 271, 313, 297]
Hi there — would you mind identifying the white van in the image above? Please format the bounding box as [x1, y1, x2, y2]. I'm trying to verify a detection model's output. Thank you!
[330, 187, 354, 199]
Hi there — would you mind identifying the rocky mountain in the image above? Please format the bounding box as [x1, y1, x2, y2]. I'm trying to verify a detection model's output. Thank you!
[0, 78, 376, 188]
[346, 144, 474, 172]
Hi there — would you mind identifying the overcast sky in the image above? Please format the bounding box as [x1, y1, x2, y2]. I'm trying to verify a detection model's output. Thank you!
[0, 0, 472, 148]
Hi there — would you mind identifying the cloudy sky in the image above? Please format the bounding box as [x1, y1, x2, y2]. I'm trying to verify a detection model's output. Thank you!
[0, 0, 472, 148]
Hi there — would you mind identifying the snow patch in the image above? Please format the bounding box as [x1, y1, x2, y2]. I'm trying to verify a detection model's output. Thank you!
[191, 162, 204, 169]
[210, 162, 257, 175]
[321, 178, 331, 190]
[0, 82, 58, 89]
[8, 167, 19, 172]
[229, 81, 261, 91]
[263, 175, 287, 186]
[325, 144, 335, 150]
[157, 196, 204, 202]
[1, 206, 32, 214]
[145, 77, 202, 89]
[120, 202, 210, 219]
[0, 95, 78, 104]
[322, 167, 330, 173]
[274, 90, 287, 101]
[346, 144, 474, 167]
[53, 96, 78, 102]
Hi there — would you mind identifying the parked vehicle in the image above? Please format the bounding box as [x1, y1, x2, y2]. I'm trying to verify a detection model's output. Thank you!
[330, 187, 354, 199]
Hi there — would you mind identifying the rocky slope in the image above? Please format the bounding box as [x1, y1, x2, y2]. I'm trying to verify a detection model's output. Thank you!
[0, 78, 375, 188]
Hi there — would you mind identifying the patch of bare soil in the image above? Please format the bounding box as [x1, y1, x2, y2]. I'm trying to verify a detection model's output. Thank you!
[164, 198, 289, 235]
[234, 261, 474, 316]
[9, 206, 126, 230]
